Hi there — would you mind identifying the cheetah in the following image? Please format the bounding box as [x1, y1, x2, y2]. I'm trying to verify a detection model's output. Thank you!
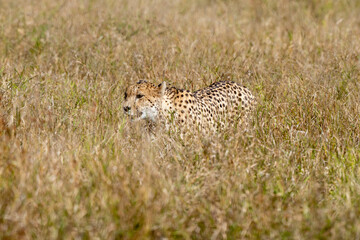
[123, 80, 256, 133]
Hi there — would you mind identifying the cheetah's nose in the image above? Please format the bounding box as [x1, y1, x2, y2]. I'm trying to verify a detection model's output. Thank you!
[123, 106, 131, 113]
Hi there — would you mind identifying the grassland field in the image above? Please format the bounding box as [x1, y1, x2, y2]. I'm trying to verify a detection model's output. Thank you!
[1, 0, 360, 239]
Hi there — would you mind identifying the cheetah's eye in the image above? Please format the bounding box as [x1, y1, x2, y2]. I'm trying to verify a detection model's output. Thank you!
[136, 94, 144, 99]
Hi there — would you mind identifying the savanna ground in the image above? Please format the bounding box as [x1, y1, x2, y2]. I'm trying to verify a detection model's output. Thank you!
[1, 0, 360, 239]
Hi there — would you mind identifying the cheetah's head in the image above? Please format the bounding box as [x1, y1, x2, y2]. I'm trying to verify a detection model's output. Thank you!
[123, 80, 166, 122]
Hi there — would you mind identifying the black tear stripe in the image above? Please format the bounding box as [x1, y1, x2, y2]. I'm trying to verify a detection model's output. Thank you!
[148, 99, 153, 104]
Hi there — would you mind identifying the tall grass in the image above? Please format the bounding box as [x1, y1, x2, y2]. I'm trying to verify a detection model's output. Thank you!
[1, 0, 360, 239]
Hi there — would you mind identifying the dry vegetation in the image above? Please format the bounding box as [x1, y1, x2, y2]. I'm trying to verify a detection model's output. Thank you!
[1, 0, 360, 239]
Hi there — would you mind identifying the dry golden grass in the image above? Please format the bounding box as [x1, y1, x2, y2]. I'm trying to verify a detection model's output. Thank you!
[1, 0, 360, 239]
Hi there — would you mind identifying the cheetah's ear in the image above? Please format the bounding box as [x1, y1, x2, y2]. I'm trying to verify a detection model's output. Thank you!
[158, 82, 167, 96]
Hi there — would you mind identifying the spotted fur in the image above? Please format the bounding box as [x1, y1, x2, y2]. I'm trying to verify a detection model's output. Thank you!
[123, 80, 256, 132]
